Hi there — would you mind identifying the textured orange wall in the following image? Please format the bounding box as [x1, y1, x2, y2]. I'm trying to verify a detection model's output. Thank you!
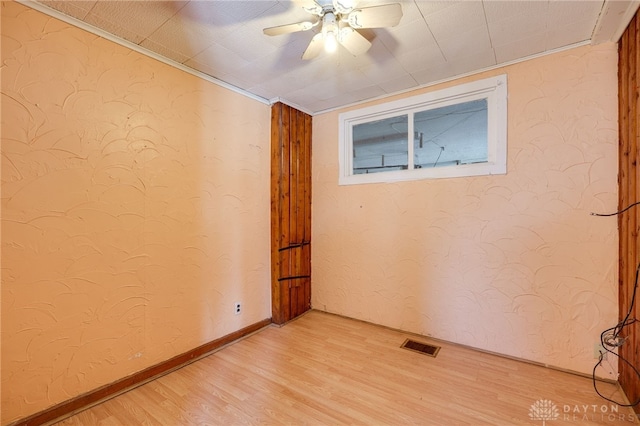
[312, 44, 619, 378]
[1, 2, 271, 423]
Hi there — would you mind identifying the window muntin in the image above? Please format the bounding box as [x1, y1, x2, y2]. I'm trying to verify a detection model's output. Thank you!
[339, 75, 506, 185]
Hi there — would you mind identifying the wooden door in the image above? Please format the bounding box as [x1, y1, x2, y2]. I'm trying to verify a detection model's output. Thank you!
[618, 13, 640, 413]
[270, 102, 312, 325]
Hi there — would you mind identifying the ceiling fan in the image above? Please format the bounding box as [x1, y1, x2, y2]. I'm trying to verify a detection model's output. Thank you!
[263, 0, 403, 60]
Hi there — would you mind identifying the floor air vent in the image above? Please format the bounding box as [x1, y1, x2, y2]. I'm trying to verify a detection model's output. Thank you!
[401, 339, 441, 357]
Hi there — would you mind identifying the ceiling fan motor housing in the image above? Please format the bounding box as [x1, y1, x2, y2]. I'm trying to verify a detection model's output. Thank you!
[322, 12, 338, 33]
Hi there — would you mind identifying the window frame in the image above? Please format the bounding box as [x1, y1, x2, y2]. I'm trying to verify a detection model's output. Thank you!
[338, 75, 507, 185]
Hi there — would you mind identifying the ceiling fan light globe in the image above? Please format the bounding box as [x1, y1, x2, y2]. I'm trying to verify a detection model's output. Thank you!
[324, 31, 338, 53]
[322, 11, 338, 31]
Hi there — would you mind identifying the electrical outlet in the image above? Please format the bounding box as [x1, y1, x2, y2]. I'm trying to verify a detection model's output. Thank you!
[594, 343, 607, 360]
[235, 302, 241, 315]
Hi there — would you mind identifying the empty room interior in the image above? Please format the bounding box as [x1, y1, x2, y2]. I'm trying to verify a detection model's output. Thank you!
[2, 0, 640, 424]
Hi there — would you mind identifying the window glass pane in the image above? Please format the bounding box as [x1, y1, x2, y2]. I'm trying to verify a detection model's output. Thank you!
[353, 115, 408, 174]
[413, 99, 488, 169]
[339, 74, 506, 185]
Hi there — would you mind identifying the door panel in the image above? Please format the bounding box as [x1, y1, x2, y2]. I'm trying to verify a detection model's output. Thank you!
[271, 103, 312, 324]
[618, 16, 640, 412]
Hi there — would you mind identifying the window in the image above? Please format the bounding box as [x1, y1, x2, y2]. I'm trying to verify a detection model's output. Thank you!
[339, 75, 507, 185]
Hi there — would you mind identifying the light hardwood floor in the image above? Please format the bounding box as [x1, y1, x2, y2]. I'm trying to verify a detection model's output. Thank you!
[56, 310, 638, 425]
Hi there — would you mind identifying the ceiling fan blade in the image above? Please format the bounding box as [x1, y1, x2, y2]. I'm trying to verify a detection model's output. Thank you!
[338, 27, 372, 56]
[302, 33, 324, 60]
[293, 0, 323, 15]
[346, 3, 403, 29]
[263, 19, 318, 36]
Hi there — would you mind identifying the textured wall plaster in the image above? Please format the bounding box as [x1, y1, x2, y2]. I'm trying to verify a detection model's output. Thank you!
[1, 2, 271, 423]
[312, 43, 619, 378]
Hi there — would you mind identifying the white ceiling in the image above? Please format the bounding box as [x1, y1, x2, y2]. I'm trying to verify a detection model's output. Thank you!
[29, 0, 639, 114]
